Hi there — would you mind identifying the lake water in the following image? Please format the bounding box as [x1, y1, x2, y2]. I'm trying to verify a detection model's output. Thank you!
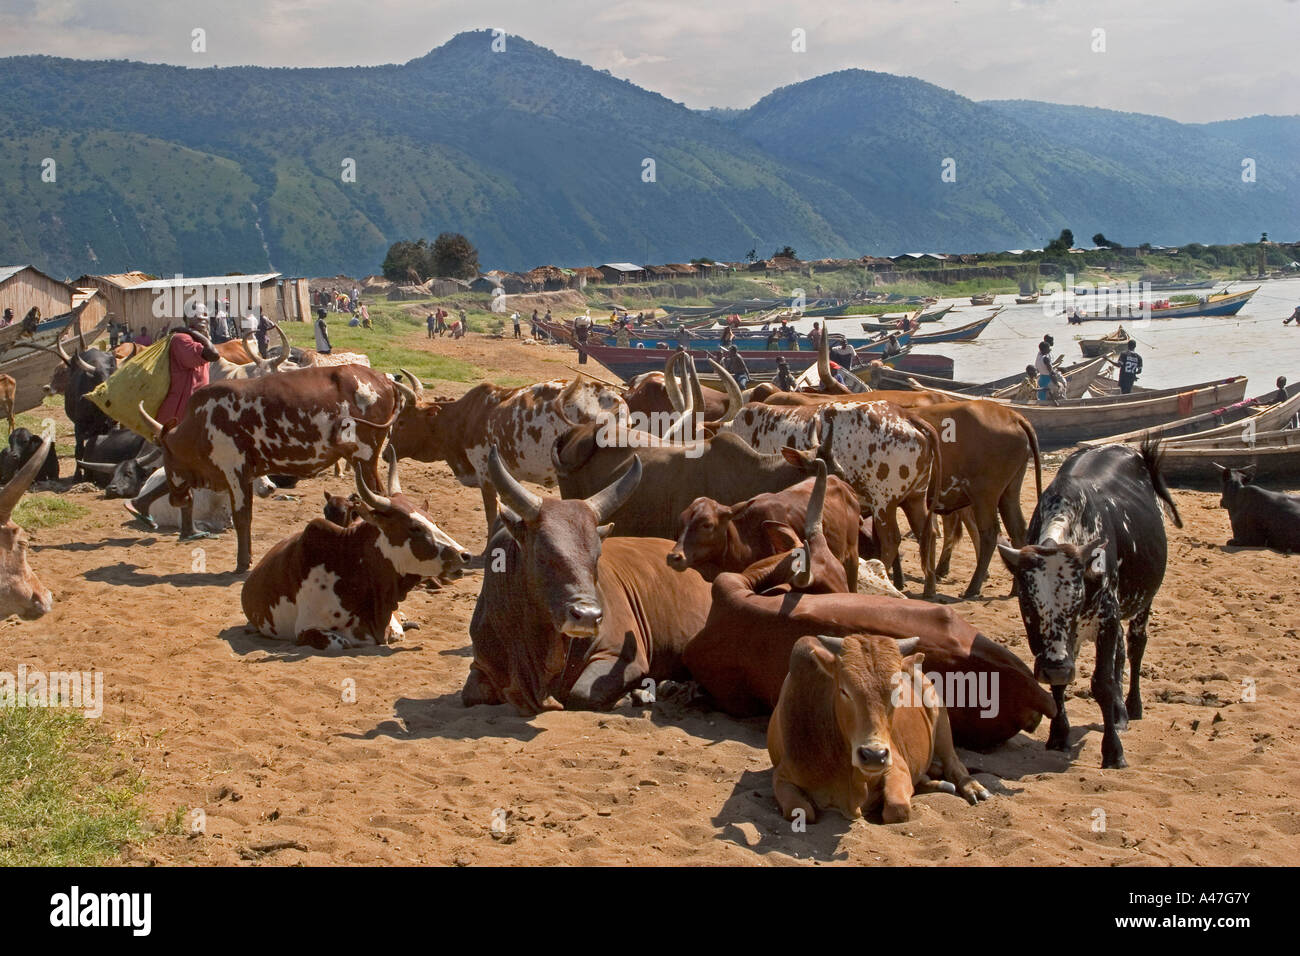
[786, 276, 1300, 396]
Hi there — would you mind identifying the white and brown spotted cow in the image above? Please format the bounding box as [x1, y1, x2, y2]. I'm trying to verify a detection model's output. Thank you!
[242, 455, 471, 650]
[140, 364, 404, 572]
[389, 372, 626, 540]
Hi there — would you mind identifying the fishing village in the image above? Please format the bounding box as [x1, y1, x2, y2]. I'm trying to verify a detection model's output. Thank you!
[0, 2, 1297, 899]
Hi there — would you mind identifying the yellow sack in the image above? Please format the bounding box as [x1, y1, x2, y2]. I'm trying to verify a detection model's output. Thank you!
[87, 335, 174, 440]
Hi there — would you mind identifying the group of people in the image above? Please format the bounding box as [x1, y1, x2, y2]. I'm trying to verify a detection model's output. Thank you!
[312, 286, 363, 315]
[425, 307, 468, 339]
[1031, 332, 1144, 402]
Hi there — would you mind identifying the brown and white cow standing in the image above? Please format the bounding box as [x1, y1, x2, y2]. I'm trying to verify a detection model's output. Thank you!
[389, 372, 626, 540]
[769, 633, 990, 824]
[0, 437, 55, 619]
[139, 364, 404, 572]
[241, 455, 471, 650]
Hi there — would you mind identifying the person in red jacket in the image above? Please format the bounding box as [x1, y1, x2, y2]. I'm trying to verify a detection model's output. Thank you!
[125, 306, 219, 531]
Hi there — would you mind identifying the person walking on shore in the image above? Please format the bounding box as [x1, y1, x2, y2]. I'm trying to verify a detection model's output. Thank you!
[314, 308, 332, 355]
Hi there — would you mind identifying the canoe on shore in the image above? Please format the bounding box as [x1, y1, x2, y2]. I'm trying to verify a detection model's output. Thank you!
[1065, 287, 1258, 322]
[1078, 327, 1132, 357]
[909, 311, 999, 345]
[868, 355, 1107, 399]
[1080, 381, 1300, 448]
[908, 375, 1250, 447]
[1156, 429, 1300, 486]
[0, 296, 110, 415]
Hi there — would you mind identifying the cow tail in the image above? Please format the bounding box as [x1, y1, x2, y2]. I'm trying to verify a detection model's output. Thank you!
[1140, 437, 1183, 528]
[916, 415, 943, 515]
[1018, 414, 1043, 498]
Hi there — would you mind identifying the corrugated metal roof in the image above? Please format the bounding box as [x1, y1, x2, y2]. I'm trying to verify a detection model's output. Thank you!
[132, 272, 280, 290]
[601, 263, 644, 272]
[85, 271, 152, 288]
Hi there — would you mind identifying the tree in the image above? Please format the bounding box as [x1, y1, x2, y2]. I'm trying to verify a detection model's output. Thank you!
[745, 248, 757, 263]
[1092, 233, 1121, 250]
[1044, 229, 1075, 255]
[431, 232, 480, 279]
[773, 245, 798, 260]
[381, 238, 431, 282]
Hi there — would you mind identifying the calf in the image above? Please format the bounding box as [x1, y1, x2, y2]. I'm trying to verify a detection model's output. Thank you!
[242, 463, 471, 650]
[136, 468, 275, 531]
[0, 428, 60, 484]
[769, 634, 990, 824]
[667, 474, 862, 590]
[1216, 464, 1300, 552]
[998, 441, 1182, 768]
[464, 448, 713, 714]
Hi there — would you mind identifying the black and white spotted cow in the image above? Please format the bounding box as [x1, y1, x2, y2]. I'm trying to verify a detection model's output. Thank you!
[997, 442, 1182, 769]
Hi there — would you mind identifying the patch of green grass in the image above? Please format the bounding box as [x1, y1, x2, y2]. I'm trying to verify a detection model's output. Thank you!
[0, 708, 153, 866]
[13, 496, 89, 529]
[276, 319, 483, 384]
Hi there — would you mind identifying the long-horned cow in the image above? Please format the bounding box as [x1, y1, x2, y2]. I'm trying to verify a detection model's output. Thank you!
[389, 372, 626, 539]
[139, 364, 404, 571]
[242, 453, 471, 650]
[464, 448, 713, 715]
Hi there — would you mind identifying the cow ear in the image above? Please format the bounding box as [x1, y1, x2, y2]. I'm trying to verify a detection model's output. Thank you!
[761, 519, 801, 553]
[791, 635, 836, 678]
[901, 652, 926, 676]
[596, 522, 614, 539]
[1240, 465, 1256, 482]
[780, 446, 809, 469]
[499, 507, 527, 546]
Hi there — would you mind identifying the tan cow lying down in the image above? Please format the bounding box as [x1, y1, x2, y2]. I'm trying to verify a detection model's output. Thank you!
[299, 349, 370, 368]
[768, 633, 990, 824]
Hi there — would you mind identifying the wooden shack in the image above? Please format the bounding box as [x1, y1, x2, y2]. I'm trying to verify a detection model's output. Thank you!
[0, 265, 76, 323]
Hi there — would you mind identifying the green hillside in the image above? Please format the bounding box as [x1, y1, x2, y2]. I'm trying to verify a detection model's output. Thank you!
[0, 30, 1294, 277]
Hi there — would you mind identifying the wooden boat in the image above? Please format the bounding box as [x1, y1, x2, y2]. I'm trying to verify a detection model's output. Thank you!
[1081, 381, 1300, 448]
[868, 356, 1107, 399]
[1153, 430, 1300, 485]
[0, 294, 109, 415]
[909, 311, 998, 345]
[910, 375, 1250, 447]
[1066, 287, 1258, 322]
[970, 292, 996, 306]
[1078, 327, 1132, 358]
[1014, 292, 1040, 305]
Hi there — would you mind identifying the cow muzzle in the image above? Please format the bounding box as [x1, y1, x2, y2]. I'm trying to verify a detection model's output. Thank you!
[1034, 656, 1076, 685]
[22, 588, 53, 620]
[561, 602, 603, 637]
[854, 744, 892, 773]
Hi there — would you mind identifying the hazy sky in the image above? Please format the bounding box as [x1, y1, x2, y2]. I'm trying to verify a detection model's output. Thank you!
[2, 0, 1296, 122]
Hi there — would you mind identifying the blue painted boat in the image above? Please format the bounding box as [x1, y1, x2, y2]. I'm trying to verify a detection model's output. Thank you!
[1066, 287, 1257, 322]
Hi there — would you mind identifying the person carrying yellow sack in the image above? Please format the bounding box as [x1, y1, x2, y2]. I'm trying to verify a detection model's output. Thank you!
[121, 307, 219, 531]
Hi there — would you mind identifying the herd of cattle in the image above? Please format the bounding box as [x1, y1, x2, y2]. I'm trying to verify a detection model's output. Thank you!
[0, 329, 1293, 823]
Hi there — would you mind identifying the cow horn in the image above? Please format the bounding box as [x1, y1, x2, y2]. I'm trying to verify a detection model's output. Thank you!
[662, 351, 687, 415]
[896, 637, 920, 656]
[399, 368, 426, 399]
[74, 352, 95, 374]
[488, 445, 541, 522]
[705, 358, 742, 425]
[138, 401, 165, 443]
[137, 445, 164, 467]
[685, 354, 704, 415]
[354, 468, 393, 513]
[75, 460, 119, 475]
[241, 329, 267, 367]
[384, 442, 402, 495]
[391, 375, 418, 406]
[553, 376, 583, 427]
[816, 635, 845, 656]
[269, 322, 290, 369]
[1211, 462, 1227, 474]
[0, 437, 51, 524]
[817, 328, 832, 390]
[54, 336, 74, 367]
[793, 459, 826, 590]
[585, 455, 642, 524]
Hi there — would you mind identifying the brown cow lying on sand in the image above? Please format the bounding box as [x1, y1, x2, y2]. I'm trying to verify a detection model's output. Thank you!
[667, 471, 862, 591]
[769, 633, 990, 823]
[682, 461, 1056, 749]
[464, 448, 713, 714]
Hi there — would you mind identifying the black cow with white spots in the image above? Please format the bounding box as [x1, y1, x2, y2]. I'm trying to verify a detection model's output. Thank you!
[997, 441, 1182, 768]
